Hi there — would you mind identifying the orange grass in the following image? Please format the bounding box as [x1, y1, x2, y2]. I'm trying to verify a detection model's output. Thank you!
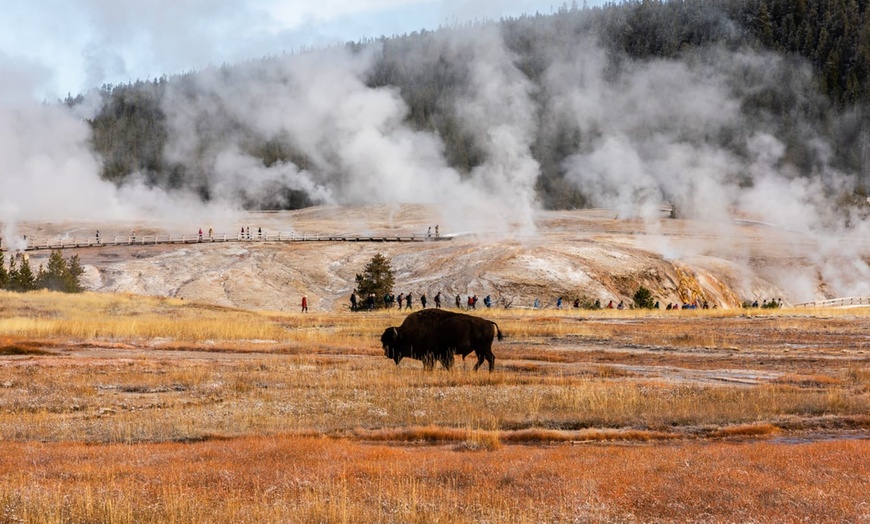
[709, 423, 782, 438]
[1, 355, 866, 443]
[0, 436, 867, 523]
[774, 374, 844, 387]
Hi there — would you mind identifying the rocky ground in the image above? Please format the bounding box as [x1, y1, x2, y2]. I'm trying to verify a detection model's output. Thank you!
[11, 204, 868, 312]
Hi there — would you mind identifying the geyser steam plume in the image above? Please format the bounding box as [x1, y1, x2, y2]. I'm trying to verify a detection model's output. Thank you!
[160, 30, 544, 235]
[546, 42, 870, 301]
[0, 59, 243, 241]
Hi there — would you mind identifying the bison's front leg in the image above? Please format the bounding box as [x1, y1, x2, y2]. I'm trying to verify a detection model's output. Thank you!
[422, 353, 436, 371]
[439, 352, 455, 370]
[384, 347, 402, 365]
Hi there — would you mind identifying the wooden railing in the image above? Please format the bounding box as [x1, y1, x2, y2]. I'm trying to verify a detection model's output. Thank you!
[0, 232, 451, 252]
[794, 297, 870, 308]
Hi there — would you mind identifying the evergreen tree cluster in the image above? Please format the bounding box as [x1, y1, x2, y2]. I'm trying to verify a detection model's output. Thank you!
[78, 0, 870, 210]
[0, 251, 85, 293]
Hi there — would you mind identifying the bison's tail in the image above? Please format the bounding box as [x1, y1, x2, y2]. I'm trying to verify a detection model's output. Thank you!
[493, 322, 503, 341]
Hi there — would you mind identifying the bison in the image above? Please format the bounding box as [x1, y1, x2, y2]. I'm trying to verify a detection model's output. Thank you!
[380, 309, 503, 372]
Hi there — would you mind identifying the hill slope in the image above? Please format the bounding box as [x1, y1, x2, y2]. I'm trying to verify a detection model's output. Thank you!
[17, 205, 861, 311]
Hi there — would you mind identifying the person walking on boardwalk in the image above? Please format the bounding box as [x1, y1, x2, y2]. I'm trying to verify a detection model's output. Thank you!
[350, 292, 357, 311]
[455, 294, 461, 309]
[397, 293, 404, 309]
[434, 292, 442, 309]
[421, 294, 427, 308]
[405, 292, 413, 309]
[208, 227, 214, 240]
[198, 228, 203, 241]
[301, 295, 308, 313]
[95, 230, 100, 244]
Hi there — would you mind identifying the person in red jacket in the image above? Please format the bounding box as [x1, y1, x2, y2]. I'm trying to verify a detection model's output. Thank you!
[301, 295, 308, 313]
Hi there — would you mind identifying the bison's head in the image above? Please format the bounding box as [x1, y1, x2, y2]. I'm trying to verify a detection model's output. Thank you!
[380, 327, 404, 364]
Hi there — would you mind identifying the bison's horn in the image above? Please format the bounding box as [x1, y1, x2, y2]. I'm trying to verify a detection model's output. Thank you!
[391, 327, 398, 337]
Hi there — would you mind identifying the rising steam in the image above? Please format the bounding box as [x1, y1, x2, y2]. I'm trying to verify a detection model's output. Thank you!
[159, 34, 542, 234]
[3, 17, 870, 301]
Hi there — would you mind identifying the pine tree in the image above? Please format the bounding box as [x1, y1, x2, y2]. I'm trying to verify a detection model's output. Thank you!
[10, 256, 36, 292]
[633, 285, 656, 309]
[36, 250, 69, 291]
[32, 251, 84, 293]
[0, 254, 8, 290]
[65, 255, 85, 293]
[354, 253, 395, 310]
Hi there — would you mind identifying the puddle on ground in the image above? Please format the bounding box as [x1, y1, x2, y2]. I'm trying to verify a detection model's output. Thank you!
[768, 432, 869, 445]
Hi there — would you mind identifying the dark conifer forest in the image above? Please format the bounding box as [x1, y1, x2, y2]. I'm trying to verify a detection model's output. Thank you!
[76, 0, 870, 212]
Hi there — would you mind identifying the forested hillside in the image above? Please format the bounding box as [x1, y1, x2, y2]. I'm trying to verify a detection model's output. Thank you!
[80, 0, 870, 213]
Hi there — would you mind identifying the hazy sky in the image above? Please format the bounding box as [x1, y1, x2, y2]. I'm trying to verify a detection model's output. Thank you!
[0, 0, 604, 101]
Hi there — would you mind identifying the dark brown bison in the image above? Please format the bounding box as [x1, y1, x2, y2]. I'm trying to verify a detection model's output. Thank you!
[380, 309, 502, 371]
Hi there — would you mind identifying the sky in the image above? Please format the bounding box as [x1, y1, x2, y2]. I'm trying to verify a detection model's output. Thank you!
[0, 0, 603, 102]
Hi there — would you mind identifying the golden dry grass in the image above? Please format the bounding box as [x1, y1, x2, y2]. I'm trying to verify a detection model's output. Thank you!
[0, 290, 285, 342]
[5, 289, 870, 351]
[0, 290, 868, 521]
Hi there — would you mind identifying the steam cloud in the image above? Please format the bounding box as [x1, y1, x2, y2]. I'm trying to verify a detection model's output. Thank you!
[0, 56, 236, 245]
[545, 42, 870, 300]
[4, 17, 870, 301]
[160, 33, 542, 234]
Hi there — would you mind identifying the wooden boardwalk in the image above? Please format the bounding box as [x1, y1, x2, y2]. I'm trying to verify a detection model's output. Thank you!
[1, 232, 452, 253]
[794, 296, 870, 308]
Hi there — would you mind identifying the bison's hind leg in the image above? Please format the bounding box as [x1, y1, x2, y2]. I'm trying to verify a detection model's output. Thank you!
[439, 352, 455, 370]
[472, 351, 495, 372]
[472, 352, 485, 372]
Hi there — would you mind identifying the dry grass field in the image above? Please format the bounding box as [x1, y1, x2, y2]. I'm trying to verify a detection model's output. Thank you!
[0, 290, 868, 522]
